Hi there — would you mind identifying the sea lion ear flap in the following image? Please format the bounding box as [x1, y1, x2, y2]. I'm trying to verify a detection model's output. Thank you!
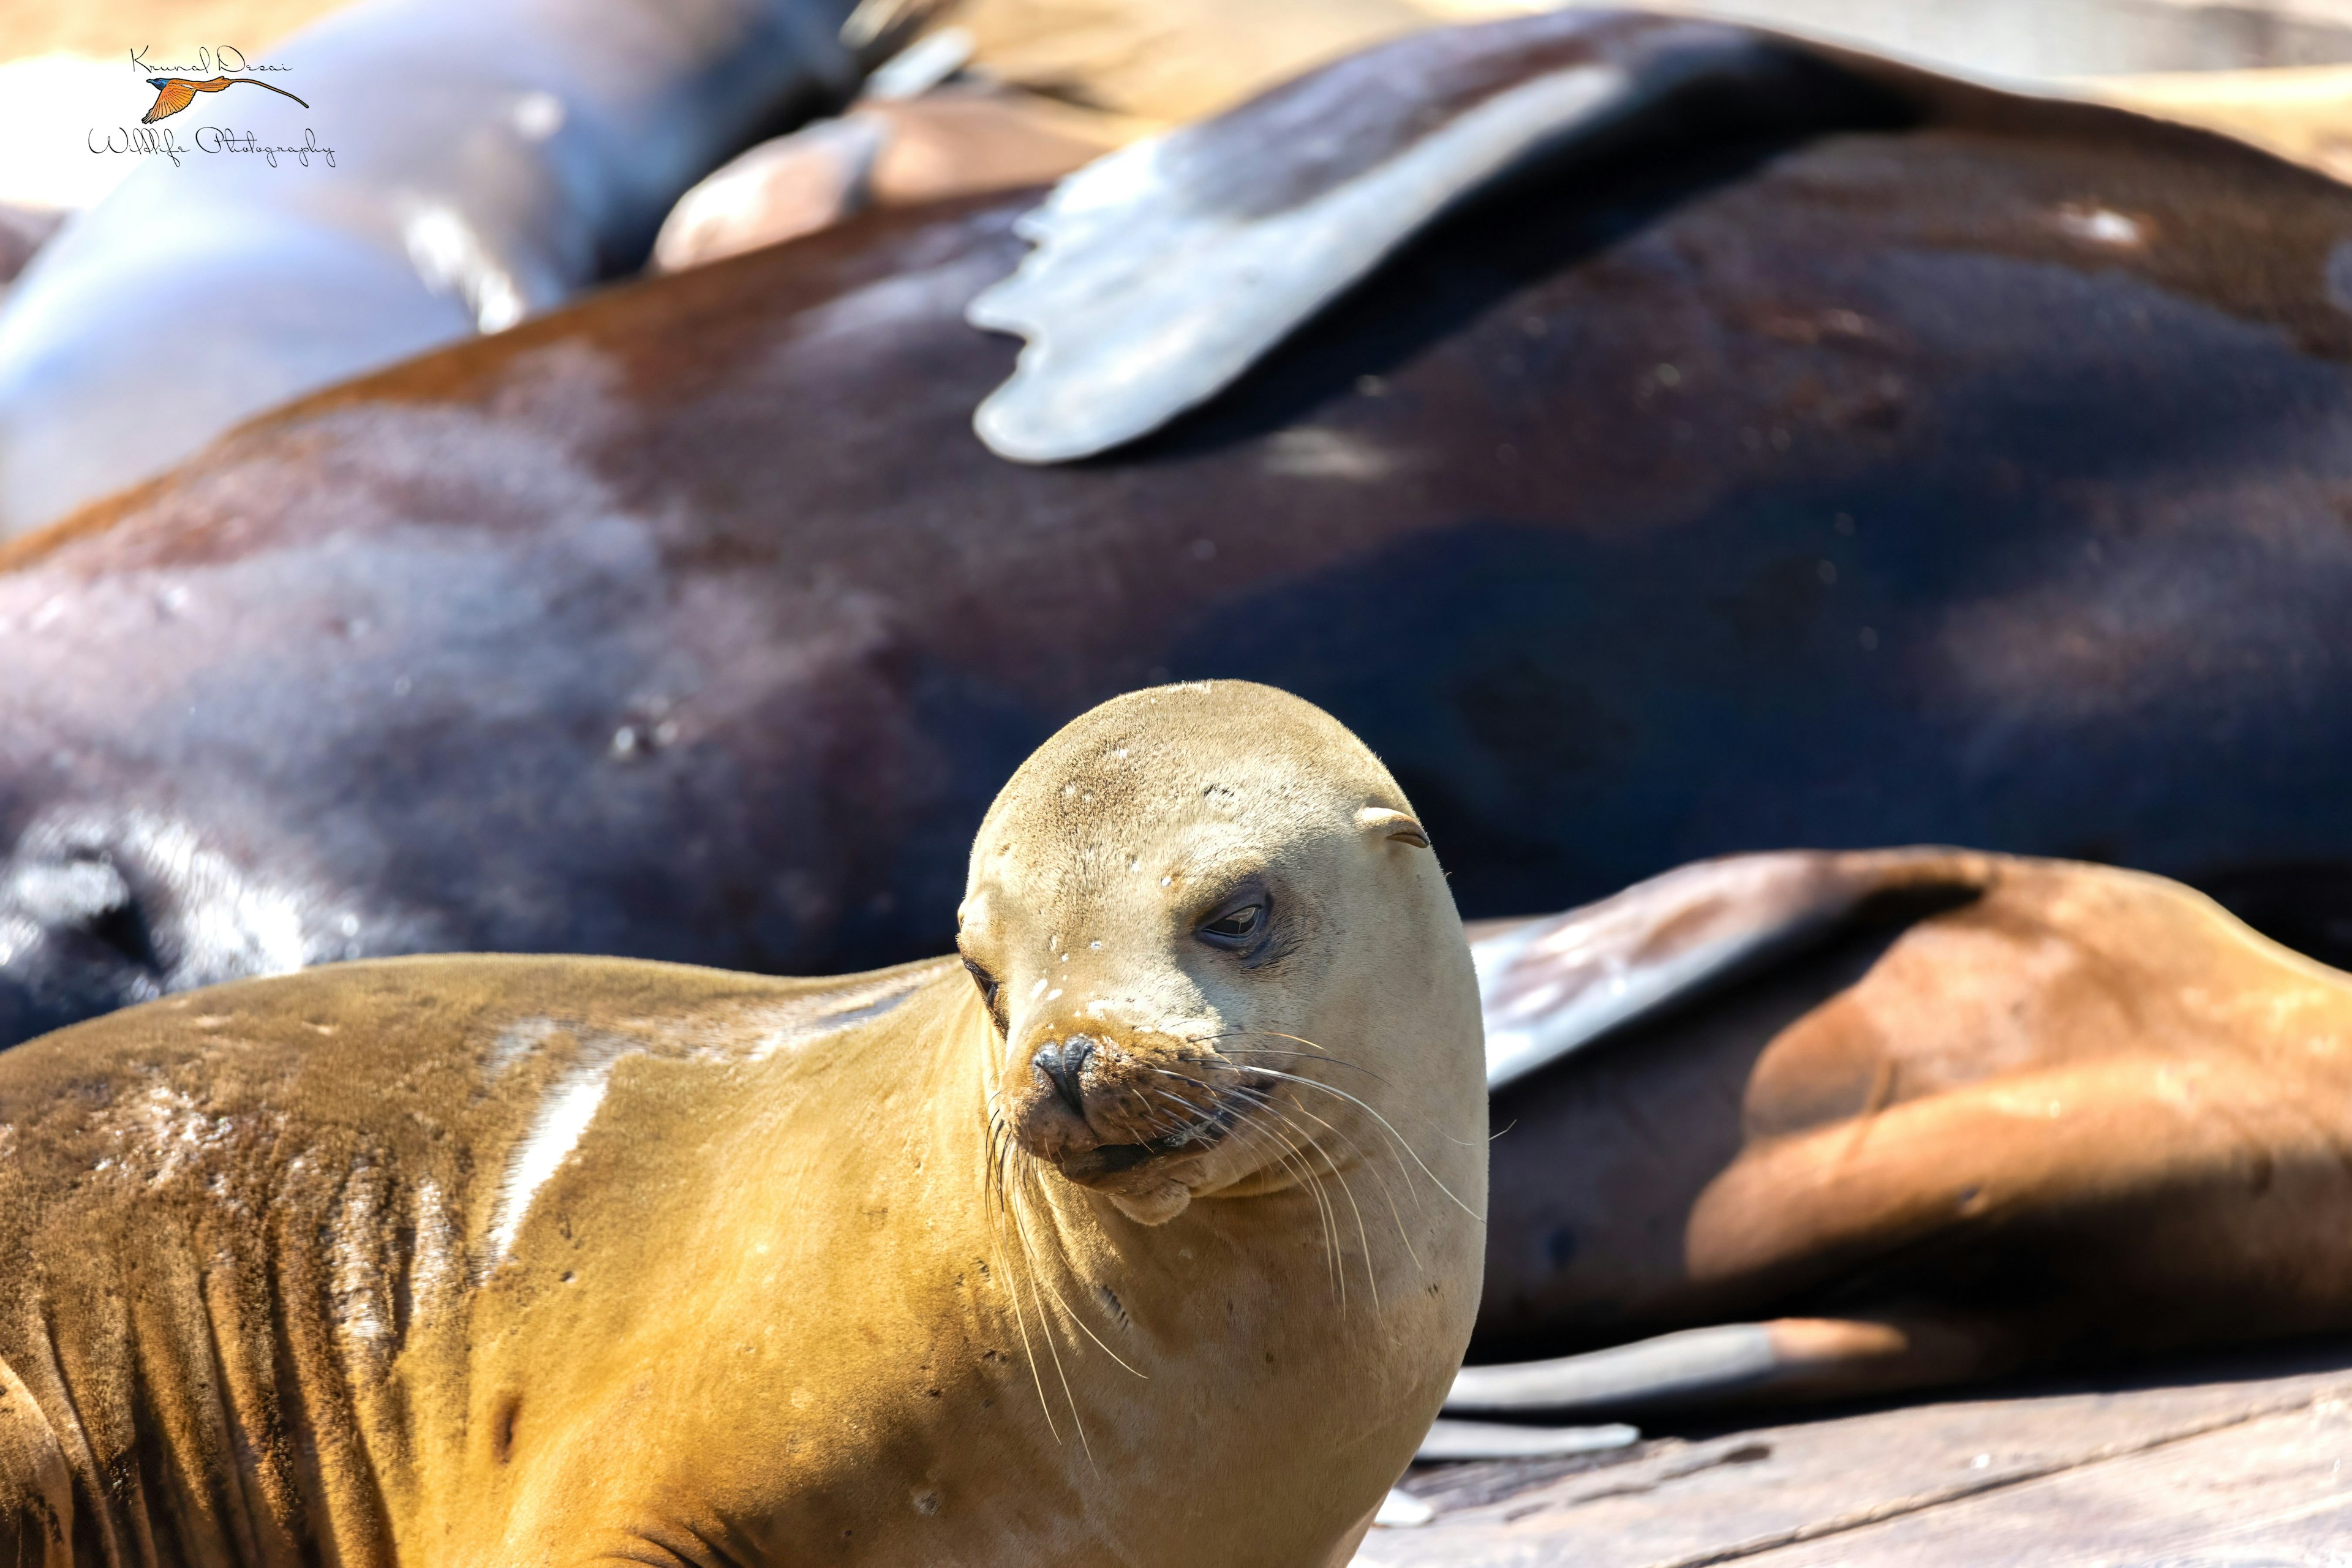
[1357, 806, 1430, 848]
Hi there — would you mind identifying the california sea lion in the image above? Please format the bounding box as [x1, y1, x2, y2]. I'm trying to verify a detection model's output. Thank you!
[0, 0, 868, 537]
[1447, 848, 2352, 1417]
[650, 0, 1475, 273]
[9, 11, 2352, 1045]
[0, 680, 1486, 1564]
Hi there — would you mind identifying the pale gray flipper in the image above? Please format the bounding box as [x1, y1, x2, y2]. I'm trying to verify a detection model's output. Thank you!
[1445, 1317, 1939, 1419]
[1449, 1321, 1789, 1414]
[1414, 1417, 1640, 1463]
[1477, 847, 1994, 1090]
[966, 10, 1815, 462]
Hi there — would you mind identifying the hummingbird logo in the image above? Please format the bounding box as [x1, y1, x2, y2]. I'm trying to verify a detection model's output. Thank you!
[141, 76, 309, 125]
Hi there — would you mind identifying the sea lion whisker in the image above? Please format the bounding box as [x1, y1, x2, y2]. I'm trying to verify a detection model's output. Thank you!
[1282, 1128, 1351, 1309]
[1232, 1118, 1348, 1300]
[1259, 1095, 1419, 1282]
[1138, 1069, 1246, 1132]
[1213, 1044, 1395, 1083]
[1217, 1030, 1485, 1153]
[1006, 1160, 1148, 1385]
[989, 1224, 1064, 1447]
[1213, 1046, 1483, 1151]
[1216, 1066, 1482, 1222]
[1151, 1079, 1351, 1286]
[969, 1086, 1063, 1438]
[986, 1110, 1027, 1231]
[981, 1136, 1063, 1445]
[1259, 1103, 1381, 1310]
[978, 1152, 1054, 1438]
[992, 1136, 1083, 1445]
[1154, 1075, 1340, 1289]
[1003, 1166, 1096, 1457]
[1133, 1091, 1218, 1148]
[1109, 1088, 1199, 1167]
[1133, 1079, 1319, 1242]
[1221, 1028, 1331, 1055]
[1232, 1075, 1430, 1216]
[1134, 1082, 1224, 1150]
[1209, 1072, 1427, 1230]
[1221, 1101, 1348, 1302]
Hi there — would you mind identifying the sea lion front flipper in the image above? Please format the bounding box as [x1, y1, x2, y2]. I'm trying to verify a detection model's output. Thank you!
[1442, 1314, 1999, 1419]
[1477, 848, 1995, 1090]
[965, 9, 1863, 462]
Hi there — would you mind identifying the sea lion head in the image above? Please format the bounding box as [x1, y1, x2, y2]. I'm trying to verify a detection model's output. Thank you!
[959, 680, 1483, 1226]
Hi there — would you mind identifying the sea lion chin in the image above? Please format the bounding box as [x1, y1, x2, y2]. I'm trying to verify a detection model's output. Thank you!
[0, 679, 1487, 1567]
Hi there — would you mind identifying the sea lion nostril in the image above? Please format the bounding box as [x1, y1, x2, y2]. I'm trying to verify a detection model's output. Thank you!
[1031, 1038, 1094, 1117]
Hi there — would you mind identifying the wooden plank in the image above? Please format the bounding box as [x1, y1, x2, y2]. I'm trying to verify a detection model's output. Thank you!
[1355, 1346, 2352, 1567]
[1747, 1397, 2352, 1566]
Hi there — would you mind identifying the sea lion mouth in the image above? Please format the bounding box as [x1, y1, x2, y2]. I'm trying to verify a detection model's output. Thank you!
[1054, 1099, 1243, 1184]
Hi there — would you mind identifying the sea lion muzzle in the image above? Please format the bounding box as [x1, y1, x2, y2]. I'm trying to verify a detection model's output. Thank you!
[1009, 1024, 1250, 1182]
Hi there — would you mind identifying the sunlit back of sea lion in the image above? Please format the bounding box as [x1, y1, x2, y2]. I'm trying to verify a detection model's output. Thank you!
[0, 681, 1485, 1567]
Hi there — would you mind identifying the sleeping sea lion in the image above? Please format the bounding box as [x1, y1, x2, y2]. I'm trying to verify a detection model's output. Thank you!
[1446, 848, 2352, 1417]
[0, 680, 1487, 1564]
[0, 0, 868, 537]
[652, 0, 1462, 274]
[9, 10, 2352, 1047]
[651, 0, 2352, 277]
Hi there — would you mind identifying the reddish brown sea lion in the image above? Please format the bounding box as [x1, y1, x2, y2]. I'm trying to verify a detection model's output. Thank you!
[0, 682, 1487, 1565]
[7, 11, 2352, 1048]
[1451, 849, 2352, 1416]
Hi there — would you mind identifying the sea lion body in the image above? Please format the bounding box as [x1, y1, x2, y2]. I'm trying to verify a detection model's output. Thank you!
[0, 0, 862, 537]
[10, 17, 2352, 1044]
[1462, 851, 2352, 1406]
[650, 0, 1466, 271]
[0, 683, 1485, 1564]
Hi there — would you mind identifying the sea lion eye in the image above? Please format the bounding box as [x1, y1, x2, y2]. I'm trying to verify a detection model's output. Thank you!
[1197, 901, 1266, 948]
[959, 953, 1006, 1029]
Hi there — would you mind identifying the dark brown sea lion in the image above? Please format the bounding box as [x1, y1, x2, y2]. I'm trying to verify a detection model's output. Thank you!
[0, 681, 1487, 1565]
[7, 10, 2352, 1048]
[1450, 848, 2352, 1417]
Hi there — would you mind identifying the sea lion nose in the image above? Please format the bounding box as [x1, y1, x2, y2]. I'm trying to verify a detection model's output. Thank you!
[1031, 1036, 1095, 1117]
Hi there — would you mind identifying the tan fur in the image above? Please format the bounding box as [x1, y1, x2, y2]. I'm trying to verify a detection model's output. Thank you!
[1477, 851, 2352, 1398]
[1691, 858, 2352, 1336]
[0, 681, 1485, 1566]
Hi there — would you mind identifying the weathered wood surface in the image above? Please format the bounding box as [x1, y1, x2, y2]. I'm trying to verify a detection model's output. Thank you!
[1360, 1343, 2352, 1566]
